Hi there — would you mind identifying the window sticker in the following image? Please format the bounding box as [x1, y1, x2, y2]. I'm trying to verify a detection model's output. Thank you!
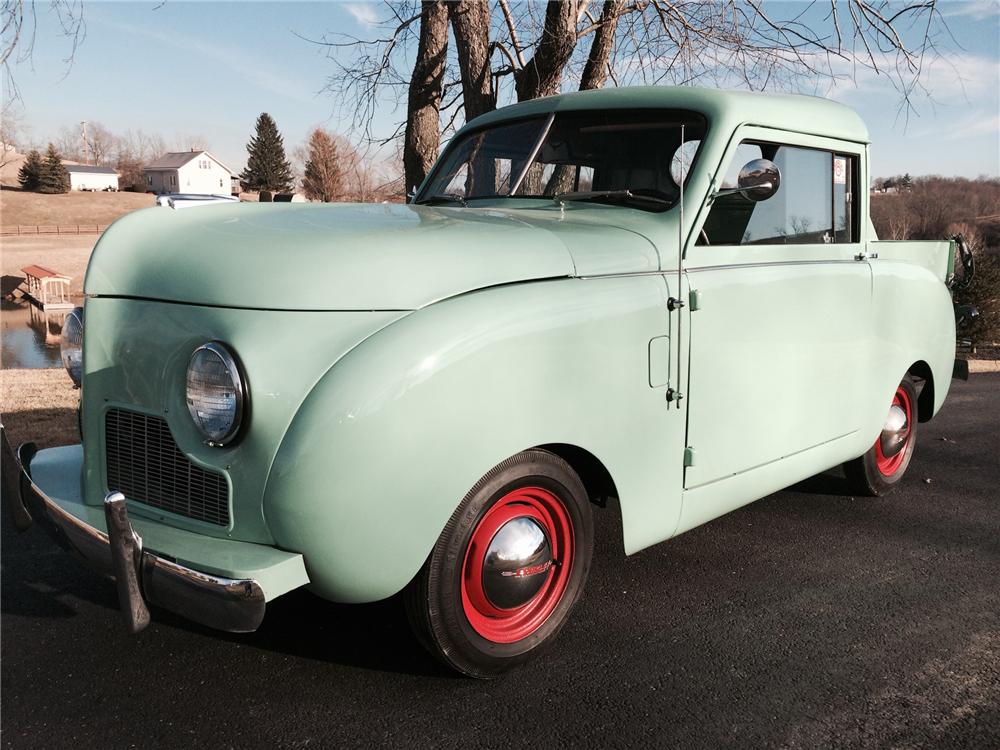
[833, 157, 847, 185]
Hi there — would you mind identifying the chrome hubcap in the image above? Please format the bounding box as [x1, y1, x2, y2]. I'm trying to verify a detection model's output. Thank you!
[482, 516, 553, 610]
[879, 404, 910, 458]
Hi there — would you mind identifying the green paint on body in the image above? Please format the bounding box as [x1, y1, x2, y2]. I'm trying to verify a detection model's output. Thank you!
[30, 86, 953, 609]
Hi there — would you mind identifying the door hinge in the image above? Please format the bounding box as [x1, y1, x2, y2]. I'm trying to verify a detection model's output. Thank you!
[683, 446, 696, 467]
[689, 289, 701, 311]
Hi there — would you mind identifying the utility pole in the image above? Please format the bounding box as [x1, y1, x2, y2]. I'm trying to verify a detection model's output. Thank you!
[80, 121, 89, 164]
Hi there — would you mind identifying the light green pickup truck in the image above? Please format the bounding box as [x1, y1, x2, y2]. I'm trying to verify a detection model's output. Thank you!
[3, 86, 971, 677]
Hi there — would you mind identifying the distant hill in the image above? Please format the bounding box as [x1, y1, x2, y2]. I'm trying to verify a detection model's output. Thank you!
[1, 144, 85, 188]
[0, 143, 26, 187]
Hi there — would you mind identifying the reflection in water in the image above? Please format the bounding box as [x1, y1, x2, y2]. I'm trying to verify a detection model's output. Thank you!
[1, 300, 67, 369]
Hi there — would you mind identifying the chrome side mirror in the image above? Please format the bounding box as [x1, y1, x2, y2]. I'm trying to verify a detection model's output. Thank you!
[712, 159, 781, 202]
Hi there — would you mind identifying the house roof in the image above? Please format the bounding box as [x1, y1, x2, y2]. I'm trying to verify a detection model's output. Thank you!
[145, 150, 232, 173]
[66, 165, 118, 175]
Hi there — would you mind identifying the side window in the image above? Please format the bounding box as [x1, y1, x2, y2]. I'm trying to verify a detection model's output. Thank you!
[698, 141, 857, 246]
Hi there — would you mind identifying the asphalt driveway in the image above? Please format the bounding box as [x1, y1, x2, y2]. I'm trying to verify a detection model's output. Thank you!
[2, 375, 998, 749]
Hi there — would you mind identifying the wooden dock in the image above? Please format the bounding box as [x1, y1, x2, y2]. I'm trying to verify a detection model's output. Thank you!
[18, 265, 75, 311]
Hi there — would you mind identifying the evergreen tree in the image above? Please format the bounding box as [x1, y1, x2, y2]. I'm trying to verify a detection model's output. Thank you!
[240, 113, 293, 193]
[37, 144, 70, 194]
[302, 128, 345, 202]
[17, 149, 43, 191]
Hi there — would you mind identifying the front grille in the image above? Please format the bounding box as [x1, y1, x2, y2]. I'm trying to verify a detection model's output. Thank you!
[105, 408, 230, 526]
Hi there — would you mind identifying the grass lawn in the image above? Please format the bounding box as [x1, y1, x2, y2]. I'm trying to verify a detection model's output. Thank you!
[1, 368, 79, 449]
[0, 188, 154, 227]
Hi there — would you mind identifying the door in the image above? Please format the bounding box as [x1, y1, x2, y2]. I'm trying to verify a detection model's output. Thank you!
[683, 129, 870, 491]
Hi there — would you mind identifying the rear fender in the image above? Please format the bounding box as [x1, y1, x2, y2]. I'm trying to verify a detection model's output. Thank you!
[863, 251, 955, 440]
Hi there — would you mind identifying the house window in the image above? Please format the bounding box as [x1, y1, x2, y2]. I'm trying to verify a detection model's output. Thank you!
[147, 175, 152, 186]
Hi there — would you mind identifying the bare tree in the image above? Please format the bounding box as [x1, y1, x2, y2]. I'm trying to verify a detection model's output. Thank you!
[315, 0, 951, 185]
[114, 128, 167, 190]
[579, 0, 626, 91]
[83, 121, 115, 165]
[2, 0, 86, 103]
[511, 1, 577, 101]
[450, 1, 495, 118]
[54, 124, 84, 162]
[0, 104, 24, 169]
[403, 1, 448, 192]
[173, 134, 210, 152]
[301, 127, 346, 202]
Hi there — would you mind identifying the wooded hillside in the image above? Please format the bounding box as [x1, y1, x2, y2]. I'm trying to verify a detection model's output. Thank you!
[871, 177, 1000, 343]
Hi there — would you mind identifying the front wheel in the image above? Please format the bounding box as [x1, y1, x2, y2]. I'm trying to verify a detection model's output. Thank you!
[843, 376, 919, 496]
[405, 450, 593, 678]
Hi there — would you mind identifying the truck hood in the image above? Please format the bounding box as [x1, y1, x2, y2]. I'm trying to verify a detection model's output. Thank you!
[85, 202, 660, 311]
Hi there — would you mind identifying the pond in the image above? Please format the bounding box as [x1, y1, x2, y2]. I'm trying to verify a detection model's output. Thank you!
[1, 300, 67, 369]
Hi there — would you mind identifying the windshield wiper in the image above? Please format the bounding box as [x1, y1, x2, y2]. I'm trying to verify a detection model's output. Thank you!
[414, 192, 467, 207]
[553, 189, 671, 208]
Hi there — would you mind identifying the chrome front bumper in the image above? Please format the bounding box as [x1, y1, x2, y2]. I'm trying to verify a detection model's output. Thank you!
[2, 426, 266, 633]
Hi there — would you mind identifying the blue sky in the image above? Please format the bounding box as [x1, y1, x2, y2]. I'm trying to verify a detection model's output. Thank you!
[5, 0, 999, 180]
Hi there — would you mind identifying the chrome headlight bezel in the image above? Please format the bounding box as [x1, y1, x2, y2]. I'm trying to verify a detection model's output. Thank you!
[60, 306, 85, 387]
[185, 341, 247, 447]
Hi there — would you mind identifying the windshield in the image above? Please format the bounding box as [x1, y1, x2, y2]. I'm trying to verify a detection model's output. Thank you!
[417, 109, 706, 211]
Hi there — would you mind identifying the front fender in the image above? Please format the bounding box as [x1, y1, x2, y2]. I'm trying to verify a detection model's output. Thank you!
[263, 276, 685, 603]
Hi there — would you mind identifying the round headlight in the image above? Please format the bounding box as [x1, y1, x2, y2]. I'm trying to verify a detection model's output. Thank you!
[185, 342, 246, 446]
[60, 307, 84, 387]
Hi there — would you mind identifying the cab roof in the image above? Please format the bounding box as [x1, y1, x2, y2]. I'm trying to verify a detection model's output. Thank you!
[465, 86, 870, 144]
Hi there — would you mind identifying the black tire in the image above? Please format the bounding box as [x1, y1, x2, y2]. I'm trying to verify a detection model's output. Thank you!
[404, 449, 594, 678]
[843, 376, 919, 496]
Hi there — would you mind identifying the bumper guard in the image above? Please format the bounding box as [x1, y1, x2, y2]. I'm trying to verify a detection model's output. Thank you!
[2, 425, 265, 633]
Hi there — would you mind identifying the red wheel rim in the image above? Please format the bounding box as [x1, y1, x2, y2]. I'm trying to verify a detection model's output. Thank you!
[875, 386, 913, 476]
[461, 486, 574, 644]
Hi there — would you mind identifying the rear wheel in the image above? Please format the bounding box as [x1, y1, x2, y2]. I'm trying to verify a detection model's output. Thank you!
[405, 450, 593, 678]
[844, 376, 918, 496]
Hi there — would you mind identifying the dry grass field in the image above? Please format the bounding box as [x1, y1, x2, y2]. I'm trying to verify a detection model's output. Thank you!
[0, 188, 154, 227]
[1, 235, 96, 297]
[1, 368, 78, 448]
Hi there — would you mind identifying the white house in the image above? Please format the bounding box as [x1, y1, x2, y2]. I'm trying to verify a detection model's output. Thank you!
[144, 150, 233, 196]
[67, 165, 119, 191]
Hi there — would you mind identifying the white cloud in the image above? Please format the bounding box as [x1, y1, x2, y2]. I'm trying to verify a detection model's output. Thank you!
[819, 50, 998, 109]
[342, 3, 380, 29]
[946, 113, 1000, 140]
[941, 1, 1000, 21]
[91, 15, 317, 106]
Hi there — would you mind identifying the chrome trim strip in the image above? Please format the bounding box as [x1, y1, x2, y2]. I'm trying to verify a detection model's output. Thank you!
[510, 112, 556, 196]
[576, 258, 861, 280]
[684, 259, 862, 273]
[1, 425, 266, 634]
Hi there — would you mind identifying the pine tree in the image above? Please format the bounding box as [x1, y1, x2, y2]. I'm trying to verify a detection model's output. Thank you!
[17, 149, 43, 191]
[302, 128, 345, 202]
[240, 113, 293, 193]
[37, 144, 70, 194]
